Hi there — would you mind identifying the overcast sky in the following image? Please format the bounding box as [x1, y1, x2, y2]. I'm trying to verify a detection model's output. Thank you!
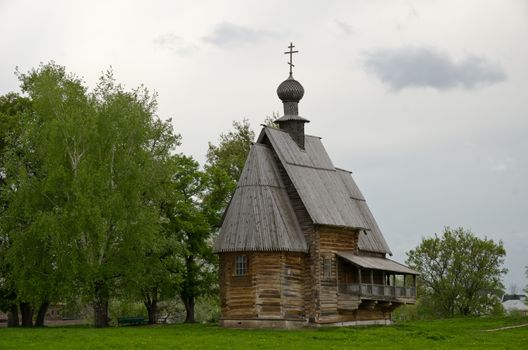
[1, 0, 527, 290]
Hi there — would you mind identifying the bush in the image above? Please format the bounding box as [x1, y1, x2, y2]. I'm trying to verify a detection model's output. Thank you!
[195, 297, 220, 323]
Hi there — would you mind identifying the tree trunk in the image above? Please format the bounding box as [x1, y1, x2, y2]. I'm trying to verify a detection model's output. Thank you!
[7, 304, 19, 327]
[34, 301, 50, 327]
[144, 299, 158, 325]
[93, 282, 109, 328]
[182, 296, 195, 323]
[182, 254, 196, 323]
[19, 302, 33, 327]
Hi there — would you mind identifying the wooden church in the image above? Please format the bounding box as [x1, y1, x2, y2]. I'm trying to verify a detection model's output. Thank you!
[214, 44, 418, 328]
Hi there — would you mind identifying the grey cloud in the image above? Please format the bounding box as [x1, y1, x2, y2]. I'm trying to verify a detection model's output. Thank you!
[363, 46, 506, 91]
[153, 33, 197, 56]
[408, 5, 418, 19]
[202, 21, 276, 47]
[335, 20, 356, 37]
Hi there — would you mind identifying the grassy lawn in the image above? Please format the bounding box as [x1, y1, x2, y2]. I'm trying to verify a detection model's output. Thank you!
[0, 316, 527, 350]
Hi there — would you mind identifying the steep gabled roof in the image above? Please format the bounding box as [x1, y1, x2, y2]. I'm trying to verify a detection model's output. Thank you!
[261, 127, 368, 229]
[336, 169, 392, 255]
[214, 144, 308, 253]
[259, 126, 392, 255]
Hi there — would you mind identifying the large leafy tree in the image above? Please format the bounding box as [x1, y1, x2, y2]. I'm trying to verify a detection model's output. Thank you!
[406, 227, 507, 317]
[131, 153, 219, 325]
[0, 92, 40, 327]
[0, 93, 32, 168]
[138, 116, 255, 324]
[163, 155, 215, 323]
[202, 119, 254, 227]
[114, 129, 186, 324]
[169, 119, 253, 323]
[1, 63, 178, 327]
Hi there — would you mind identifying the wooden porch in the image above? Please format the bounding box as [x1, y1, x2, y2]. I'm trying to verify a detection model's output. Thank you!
[336, 252, 418, 305]
[338, 283, 416, 300]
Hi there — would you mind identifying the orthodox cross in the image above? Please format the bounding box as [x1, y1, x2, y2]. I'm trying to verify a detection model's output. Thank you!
[284, 42, 299, 75]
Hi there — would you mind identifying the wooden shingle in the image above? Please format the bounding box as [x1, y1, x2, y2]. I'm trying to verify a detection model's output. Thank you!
[214, 144, 308, 253]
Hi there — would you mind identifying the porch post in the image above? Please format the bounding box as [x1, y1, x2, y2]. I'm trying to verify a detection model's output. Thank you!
[382, 271, 386, 285]
[403, 274, 407, 288]
[335, 256, 339, 284]
[358, 267, 362, 285]
[370, 270, 374, 285]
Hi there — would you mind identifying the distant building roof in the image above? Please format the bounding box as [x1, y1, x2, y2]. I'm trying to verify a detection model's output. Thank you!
[502, 299, 528, 312]
[502, 294, 526, 302]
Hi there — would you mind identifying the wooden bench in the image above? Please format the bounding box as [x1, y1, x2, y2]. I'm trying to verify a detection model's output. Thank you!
[117, 316, 147, 326]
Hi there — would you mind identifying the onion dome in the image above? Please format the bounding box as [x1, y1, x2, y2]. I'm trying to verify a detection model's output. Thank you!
[277, 74, 304, 103]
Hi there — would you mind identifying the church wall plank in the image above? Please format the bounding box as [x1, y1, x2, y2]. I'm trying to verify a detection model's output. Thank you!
[314, 228, 359, 322]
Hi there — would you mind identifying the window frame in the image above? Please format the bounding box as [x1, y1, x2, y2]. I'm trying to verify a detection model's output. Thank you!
[235, 255, 248, 276]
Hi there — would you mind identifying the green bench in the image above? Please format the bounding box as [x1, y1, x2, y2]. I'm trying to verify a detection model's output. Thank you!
[117, 316, 147, 326]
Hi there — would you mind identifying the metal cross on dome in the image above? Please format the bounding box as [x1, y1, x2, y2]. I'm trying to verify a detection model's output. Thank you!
[284, 42, 299, 76]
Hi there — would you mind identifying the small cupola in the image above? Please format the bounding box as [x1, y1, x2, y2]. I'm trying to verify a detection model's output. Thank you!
[274, 43, 310, 149]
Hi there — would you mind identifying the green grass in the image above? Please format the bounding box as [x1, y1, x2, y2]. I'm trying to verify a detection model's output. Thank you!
[1, 316, 527, 350]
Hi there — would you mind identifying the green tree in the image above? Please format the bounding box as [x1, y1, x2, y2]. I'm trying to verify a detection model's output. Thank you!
[0, 92, 42, 327]
[0, 93, 32, 168]
[175, 118, 254, 323]
[127, 148, 183, 325]
[406, 227, 507, 317]
[1, 63, 178, 327]
[163, 155, 216, 323]
[202, 119, 254, 227]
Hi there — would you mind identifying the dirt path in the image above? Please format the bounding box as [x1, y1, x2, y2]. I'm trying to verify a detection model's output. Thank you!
[483, 323, 528, 332]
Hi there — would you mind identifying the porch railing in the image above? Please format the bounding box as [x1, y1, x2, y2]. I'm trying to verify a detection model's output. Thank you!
[339, 283, 416, 299]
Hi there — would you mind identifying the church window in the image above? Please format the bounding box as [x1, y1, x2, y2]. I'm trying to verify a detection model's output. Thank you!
[235, 255, 247, 276]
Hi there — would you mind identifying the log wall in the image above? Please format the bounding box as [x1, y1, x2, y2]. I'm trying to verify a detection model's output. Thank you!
[220, 252, 306, 321]
[255, 253, 283, 318]
[220, 253, 257, 319]
[270, 143, 316, 320]
[283, 254, 306, 319]
[314, 227, 359, 323]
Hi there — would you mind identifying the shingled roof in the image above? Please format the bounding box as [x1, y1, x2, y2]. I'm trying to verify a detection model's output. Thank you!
[214, 143, 308, 253]
[214, 126, 393, 255]
[336, 168, 392, 255]
[260, 127, 392, 255]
